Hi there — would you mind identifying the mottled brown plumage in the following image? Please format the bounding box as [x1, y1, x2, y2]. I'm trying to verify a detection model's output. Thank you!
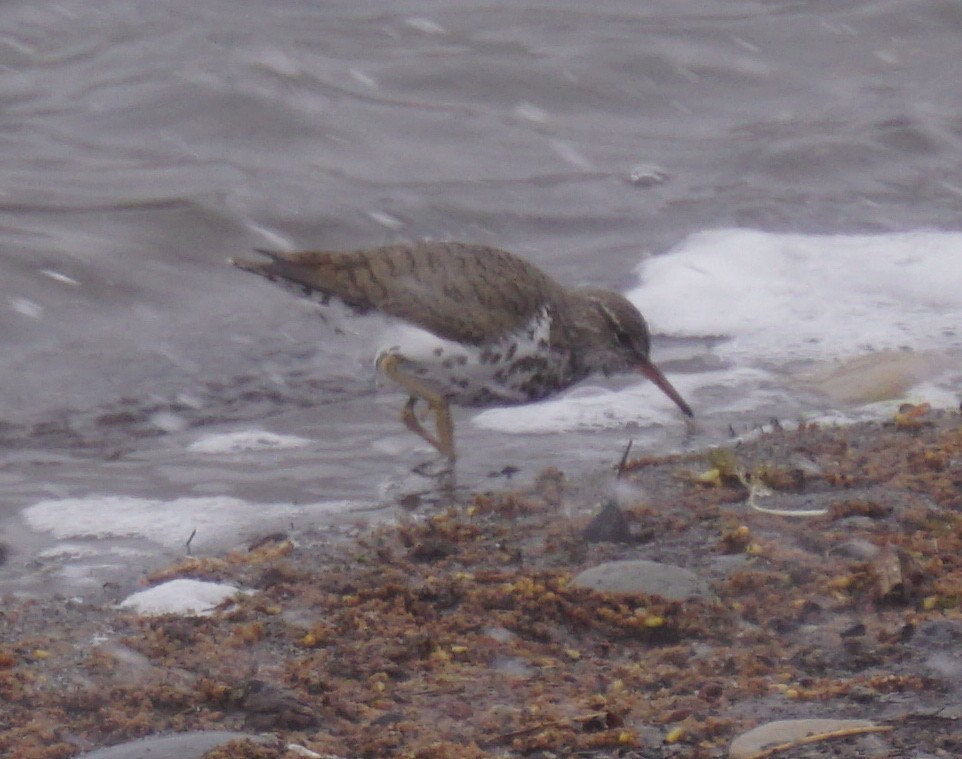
[232, 242, 692, 460]
[237, 243, 560, 344]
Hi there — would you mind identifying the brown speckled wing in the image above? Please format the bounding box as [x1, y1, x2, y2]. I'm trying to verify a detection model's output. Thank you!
[232, 242, 559, 345]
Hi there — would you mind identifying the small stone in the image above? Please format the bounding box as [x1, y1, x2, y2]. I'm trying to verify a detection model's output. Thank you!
[75, 731, 265, 759]
[243, 679, 318, 730]
[571, 559, 710, 600]
[831, 538, 881, 560]
[582, 501, 632, 543]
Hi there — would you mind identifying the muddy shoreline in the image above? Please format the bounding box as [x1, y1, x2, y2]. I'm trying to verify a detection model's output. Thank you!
[2, 407, 961, 758]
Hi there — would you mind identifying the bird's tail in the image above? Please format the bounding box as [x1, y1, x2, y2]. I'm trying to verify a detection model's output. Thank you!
[230, 248, 300, 277]
[230, 248, 376, 313]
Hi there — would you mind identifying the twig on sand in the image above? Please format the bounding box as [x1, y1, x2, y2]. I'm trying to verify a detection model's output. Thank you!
[616, 439, 633, 479]
[480, 710, 609, 748]
[739, 724, 893, 759]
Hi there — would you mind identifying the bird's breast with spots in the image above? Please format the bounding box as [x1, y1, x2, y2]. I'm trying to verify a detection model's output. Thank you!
[375, 309, 573, 406]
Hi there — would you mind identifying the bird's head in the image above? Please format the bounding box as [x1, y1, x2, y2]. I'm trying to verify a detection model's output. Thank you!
[582, 289, 693, 418]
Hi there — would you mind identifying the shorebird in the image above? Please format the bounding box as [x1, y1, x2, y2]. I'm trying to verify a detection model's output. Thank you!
[232, 242, 692, 460]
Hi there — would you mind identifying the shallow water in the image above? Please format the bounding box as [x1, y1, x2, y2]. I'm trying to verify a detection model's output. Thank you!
[2, 0, 962, 595]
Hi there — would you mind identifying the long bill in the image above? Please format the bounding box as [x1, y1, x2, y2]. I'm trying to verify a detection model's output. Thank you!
[637, 358, 694, 418]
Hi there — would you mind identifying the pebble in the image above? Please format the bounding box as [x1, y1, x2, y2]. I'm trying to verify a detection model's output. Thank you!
[582, 501, 632, 543]
[118, 579, 242, 617]
[571, 559, 710, 600]
[77, 731, 265, 759]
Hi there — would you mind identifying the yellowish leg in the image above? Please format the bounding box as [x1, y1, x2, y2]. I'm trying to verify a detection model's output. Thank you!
[377, 354, 456, 461]
[400, 397, 456, 460]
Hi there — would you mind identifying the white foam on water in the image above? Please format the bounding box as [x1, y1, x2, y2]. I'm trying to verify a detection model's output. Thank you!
[404, 16, 447, 34]
[119, 579, 244, 616]
[39, 269, 81, 286]
[476, 229, 962, 434]
[188, 430, 312, 454]
[349, 68, 378, 88]
[37, 543, 150, 560]
[244, 222, 294, 250]
[633, 229, 962, 360]
[22, 494, 354, 550]
[10, 297, 43, 319]
[474, 365, 782, 433]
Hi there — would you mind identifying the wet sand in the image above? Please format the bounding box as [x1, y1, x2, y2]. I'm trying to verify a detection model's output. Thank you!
[2, 405, 961, 758]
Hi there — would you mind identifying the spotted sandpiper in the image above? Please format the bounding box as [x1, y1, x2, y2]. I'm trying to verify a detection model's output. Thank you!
[232, 242, 692, 460]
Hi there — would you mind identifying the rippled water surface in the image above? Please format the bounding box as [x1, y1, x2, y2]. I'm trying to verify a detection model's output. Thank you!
[2, 0, 962, 593]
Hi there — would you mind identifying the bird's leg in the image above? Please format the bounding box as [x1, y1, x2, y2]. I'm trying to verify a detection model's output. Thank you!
[401, 396, 442, 450]
[405, 396, 433, 423]
[377, 354, 456, 461]
[400, 397, 455, 462]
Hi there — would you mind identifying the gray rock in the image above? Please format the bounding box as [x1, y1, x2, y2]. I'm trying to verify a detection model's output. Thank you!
[571, 559, 710, 600]
[582, 501, 632, 543]
[77, 731, 266, 759]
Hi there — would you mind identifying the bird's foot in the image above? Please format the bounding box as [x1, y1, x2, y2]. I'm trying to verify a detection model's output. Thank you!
[412, 457, 456, 482]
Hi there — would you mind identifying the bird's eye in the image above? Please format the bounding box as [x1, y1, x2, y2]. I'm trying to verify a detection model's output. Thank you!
[598, 303, 645, 353]
[596, 303, 634, 350]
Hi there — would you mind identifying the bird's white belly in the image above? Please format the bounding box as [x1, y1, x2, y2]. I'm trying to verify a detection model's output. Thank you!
[374, 309, 562, 406]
